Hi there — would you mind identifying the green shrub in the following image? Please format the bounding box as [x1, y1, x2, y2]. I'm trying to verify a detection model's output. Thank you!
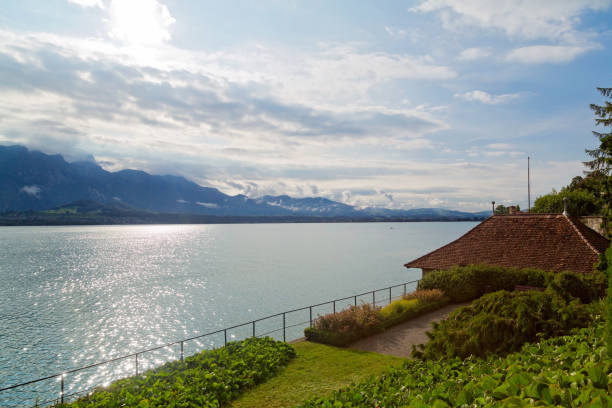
[379, 292, 449, 330]
[299, 313, 609, 408]
[413, 290, 593, 360]
[379, 298, 418, 320]
[56, 337, 296, 408]
[418, 264, 604, 303]
[550, 270, 601, 303]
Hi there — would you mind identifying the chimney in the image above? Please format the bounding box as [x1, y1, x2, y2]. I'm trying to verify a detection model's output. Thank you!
[508, 206, 517, 215]
[562, 197, 568, 216]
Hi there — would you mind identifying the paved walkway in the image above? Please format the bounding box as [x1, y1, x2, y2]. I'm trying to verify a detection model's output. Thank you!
[349, 302, 469, 358]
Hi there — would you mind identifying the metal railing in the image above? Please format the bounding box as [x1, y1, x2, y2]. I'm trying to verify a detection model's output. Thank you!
[0, 279, 421, 407]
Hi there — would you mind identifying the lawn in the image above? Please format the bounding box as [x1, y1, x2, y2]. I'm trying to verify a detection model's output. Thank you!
[229, 341, 405, 408]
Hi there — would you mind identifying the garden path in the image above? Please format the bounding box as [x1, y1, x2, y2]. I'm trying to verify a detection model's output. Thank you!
[349, 302, 469, 358]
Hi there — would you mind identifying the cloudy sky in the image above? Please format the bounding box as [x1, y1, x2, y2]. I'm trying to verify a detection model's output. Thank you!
[1, 0, 611, 211]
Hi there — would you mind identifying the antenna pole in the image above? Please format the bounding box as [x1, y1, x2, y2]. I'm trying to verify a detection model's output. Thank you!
[528, 156, 531, 212]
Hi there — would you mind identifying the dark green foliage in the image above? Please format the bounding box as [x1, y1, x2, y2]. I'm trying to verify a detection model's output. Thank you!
[412, 290, 593, 360]
[532, 188, 601, 216]
[300, 310, 609, 408]
[303, 327, 363, 347]
[606, 245, 612, 358]
[418, 264, 605, 303]
[551, 270, 602, 303]
[417, 264, 548, 303]
[585, 87, 612, 174]
[585, 87, 612, 233]
[55, 337, 296, 408]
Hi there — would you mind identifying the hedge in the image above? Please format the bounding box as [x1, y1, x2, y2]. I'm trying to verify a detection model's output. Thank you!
[418, 264, 605, 303]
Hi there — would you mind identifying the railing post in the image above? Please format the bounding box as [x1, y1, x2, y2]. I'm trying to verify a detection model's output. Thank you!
[354, 295, 357, 306]
[180, 341, 184, 362]
[60, 374, 64, 404]
[252, 321, 256, 338]
[389, 287, 392, 304]
[403, 283, 407, 296]
[282, 313, 286, 342]
[333, 300, 336, 314]
[372, 291, 375, 306]
[309, 306, 312, 327]
[224, 329, 227, 346]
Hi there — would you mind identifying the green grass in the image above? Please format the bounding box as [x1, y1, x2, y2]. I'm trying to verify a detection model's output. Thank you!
[229, 341, 405, 408]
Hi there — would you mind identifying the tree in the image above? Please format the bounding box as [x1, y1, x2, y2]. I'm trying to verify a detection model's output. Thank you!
[585, 87, 612, 173]
[584, 87, 612, 234]
[532, 189, 599, 216]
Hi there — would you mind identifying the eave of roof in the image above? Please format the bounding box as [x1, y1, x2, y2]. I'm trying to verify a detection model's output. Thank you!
[404, 213, 609, 274]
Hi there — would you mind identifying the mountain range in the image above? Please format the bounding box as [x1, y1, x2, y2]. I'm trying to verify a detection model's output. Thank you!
[0, 145, 489, 221]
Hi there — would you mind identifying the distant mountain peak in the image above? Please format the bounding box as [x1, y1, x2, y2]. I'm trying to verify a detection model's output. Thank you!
[0, 144, 488, 221]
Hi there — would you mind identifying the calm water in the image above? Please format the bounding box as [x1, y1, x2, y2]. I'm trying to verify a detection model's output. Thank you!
[0, 222, 476, 406]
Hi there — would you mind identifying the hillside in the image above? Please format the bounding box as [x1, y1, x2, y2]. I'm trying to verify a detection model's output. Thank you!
[0, 145, 488, 221]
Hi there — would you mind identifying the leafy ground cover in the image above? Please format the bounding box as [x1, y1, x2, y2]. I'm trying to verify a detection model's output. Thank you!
[229, 341, 405, 408]
[305, 289, 449, 346]
[414, 289, 594, 360]
[54, 337, 296, 408]
[300, 308, 611, 407]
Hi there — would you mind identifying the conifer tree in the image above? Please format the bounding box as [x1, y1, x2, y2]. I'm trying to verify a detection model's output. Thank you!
[585, 87, 612, 172]
[585, 87, 612, 235]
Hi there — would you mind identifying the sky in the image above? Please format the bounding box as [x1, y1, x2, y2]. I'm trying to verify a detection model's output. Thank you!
[0, 1, 611, 211]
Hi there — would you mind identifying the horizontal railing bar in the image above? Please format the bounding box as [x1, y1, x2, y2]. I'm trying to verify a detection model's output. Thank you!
[286, 320, 310, 330]
[309, 300, 334, 308]
[280, 305, 312, 315]
[1, 278, 420, 395]
[252, 312, 285, 323]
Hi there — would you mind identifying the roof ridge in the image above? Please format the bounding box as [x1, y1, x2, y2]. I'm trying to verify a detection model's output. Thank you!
[404, 215, 495, 267]
[563, 215, 600, 255]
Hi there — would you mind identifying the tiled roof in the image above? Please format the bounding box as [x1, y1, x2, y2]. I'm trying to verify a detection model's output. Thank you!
[404, 214, 610, 274]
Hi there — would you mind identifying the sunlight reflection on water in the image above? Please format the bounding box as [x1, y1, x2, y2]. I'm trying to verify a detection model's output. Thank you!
[0, 222, 476, 406]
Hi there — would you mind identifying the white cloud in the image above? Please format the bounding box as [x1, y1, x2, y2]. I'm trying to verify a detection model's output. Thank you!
[457, 47, 491, 61]
[505, 44, 596, 64]
[487, 143, 513, 150]
[411, 0, 612, 41]
[68, 0, 104, 8]
[20, 185, 41, 197]
[196, 202, 219, 208]
[108, 0, 175, 46]
[385, 26, 407, 39]
[455, 90, 522, 105]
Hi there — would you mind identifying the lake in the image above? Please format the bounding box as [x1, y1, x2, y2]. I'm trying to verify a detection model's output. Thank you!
[0, 221, 477, 406]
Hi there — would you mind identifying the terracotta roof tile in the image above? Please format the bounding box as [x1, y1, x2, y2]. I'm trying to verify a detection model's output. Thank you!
[404, 214, 609, 274]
